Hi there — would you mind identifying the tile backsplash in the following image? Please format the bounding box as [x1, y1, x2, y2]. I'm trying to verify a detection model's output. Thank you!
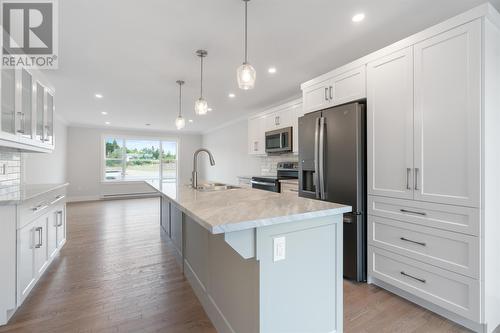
[260, 153, 299, 176]
[0, 151, 21, 198]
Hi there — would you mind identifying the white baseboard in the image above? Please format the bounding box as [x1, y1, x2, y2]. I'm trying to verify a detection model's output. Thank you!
[370, 276, 486, 333]
[184, 260, 235, 333]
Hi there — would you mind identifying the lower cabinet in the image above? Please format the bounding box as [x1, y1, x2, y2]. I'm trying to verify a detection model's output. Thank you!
[17, 223, 35, 304]
[16, 202, 67, 307]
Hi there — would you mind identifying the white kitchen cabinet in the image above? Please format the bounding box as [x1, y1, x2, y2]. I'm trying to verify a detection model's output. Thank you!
[17, 223, 35, 304]
[47, 210, 58, 259]
[1, 68, 17, 135]
[55, 207, 66, 248]
[33, 215, 48, 277]
[0, 186, 68, 324]
[248, 99, 302, 155]
[0, 68, 55, 153]
[331, 65, 366, 107]
[302, 78, 331, 114]
[302, 65, 366, 113]
[248, 115, 265, 155]
[413, 20, 481, 208]
[264, 107, 293, 132]
[367, 47, 414, 200]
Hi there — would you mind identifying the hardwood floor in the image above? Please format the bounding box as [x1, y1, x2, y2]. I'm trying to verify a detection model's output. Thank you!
[0, 198, 470, 333]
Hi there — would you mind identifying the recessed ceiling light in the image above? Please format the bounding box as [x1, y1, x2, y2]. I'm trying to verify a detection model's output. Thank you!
[207, 107, 213, 112]
[352, 13, 365, 23]
[268, 67, 277, 74]
[145, 123, 151, 126]
[188, 119, 194, 123]
[228, 93, 236, 98]
[101, 111, 108, 115]
[105, 121, 110, 125]
[95, 93, 103, 99]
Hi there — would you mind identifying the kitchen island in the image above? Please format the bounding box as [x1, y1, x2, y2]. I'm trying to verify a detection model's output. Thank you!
[146, 181, 351, 333]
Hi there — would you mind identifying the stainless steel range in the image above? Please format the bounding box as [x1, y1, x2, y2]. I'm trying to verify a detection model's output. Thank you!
[251, 162, 298, 192]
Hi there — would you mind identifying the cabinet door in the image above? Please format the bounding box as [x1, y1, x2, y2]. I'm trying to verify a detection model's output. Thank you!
[331, 66, 366, 106]
[413, 20, 481, 207]
[1, 68, 17, 135]
[367, 47, 414, 199]
[47, 210, 58, 258]
[44, 90, 54, 146]
[18, 222, 35, 303]
[265, 108, 293, 131]
[56, 207, 66, 248]
[33, 215, 48, 276]
[170, 205, 183, 256]
[35, 82, 45, 142]
[17, 69, 34, 139]
[160, 198, 171, 236]
[302, 79, 331, 113]
[248, 116, 265, 155]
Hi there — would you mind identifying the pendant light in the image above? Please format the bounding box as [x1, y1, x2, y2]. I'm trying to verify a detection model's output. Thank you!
[175, 80, 186, 130]
[236, 0, 256, 90]
[195, 49, 209, 115]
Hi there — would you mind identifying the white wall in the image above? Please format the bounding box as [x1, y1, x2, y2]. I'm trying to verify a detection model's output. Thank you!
[23, 116, 68, 184]
[66, 126, 202, 201]
[200, 119, 261, 185]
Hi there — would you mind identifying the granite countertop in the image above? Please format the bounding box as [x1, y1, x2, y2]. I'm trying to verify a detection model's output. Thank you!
[0, 183, 69, 205]
[145, 181, 351, 234]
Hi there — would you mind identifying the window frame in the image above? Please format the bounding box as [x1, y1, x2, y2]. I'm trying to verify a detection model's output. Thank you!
[101, 134, 179, 185]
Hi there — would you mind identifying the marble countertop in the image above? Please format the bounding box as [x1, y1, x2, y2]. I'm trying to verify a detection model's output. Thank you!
[0, 183, 69, 205]
[279, 179, 299, 185]
[145, 181, 351, 234]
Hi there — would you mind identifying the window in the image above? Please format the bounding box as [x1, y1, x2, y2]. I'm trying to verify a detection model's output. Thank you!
[104, 137, 178, 187]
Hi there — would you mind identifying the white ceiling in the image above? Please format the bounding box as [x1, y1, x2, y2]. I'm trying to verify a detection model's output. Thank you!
[46, 0, 500, 133]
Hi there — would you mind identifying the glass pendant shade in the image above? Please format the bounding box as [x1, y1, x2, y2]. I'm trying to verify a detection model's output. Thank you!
[237, 62, 256, 90]
[175, 116, 185, 130]
[194, 97, 208, 115]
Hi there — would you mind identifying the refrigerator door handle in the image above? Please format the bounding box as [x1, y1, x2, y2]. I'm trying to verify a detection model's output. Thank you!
[314, 117, 321, 199]
[319, 117, 326, 200]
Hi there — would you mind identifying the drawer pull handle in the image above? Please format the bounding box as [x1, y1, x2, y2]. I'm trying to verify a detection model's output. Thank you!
[34, 227, 43, 248]
[400, 237, 426, 247]
[32, 204, 48, 212]
[401, 271, 426, 284]
[400, 209, 426, 216]
[49, 195, 65, 205]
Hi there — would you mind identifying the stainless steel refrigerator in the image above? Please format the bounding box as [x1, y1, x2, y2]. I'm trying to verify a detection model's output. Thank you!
[298, 102, 366, 282]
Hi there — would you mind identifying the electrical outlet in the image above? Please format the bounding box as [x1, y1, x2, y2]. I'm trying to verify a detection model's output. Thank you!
[273, 236, 286, 262]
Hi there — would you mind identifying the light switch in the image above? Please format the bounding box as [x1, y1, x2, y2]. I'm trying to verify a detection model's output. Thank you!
[273, 236, 286, 262]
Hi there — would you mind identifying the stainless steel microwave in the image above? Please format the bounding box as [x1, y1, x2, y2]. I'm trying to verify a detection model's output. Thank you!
[265, 127, 293, 153]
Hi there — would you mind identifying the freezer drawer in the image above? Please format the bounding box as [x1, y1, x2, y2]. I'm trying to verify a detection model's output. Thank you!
[368, 216, 479, 278]
[368, 246, 479, 321]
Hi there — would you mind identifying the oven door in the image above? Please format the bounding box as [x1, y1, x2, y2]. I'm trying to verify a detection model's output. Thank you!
[265, 127, 292, 153]
[251, 179, 279, 192]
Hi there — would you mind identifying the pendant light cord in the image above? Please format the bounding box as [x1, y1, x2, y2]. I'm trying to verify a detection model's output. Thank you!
[200, 56, 204, 98]
[244, 0, 248, 63]
[178, 83, 182, 117]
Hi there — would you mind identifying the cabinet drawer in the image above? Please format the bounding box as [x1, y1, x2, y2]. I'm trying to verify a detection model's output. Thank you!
[368, 196, 479, 236]
[18, 188, 66, 229]
[368, 216, 478, 278]
[368, 246, 479, 321]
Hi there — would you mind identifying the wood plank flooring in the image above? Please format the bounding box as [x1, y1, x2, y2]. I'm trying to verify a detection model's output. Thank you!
[0, 198, 470, 333]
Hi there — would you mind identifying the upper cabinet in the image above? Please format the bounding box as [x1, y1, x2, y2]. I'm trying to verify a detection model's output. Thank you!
[413, 20, 481, 207]
[367, 47, 414, 200]
[247, 99, 302, 155]
[302, 65, 366, 114]
[367, 20, 481, 208]
[0, 68, 55, 153]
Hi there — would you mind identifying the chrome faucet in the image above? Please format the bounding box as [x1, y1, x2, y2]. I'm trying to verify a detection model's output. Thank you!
[192, 148, 215, 189]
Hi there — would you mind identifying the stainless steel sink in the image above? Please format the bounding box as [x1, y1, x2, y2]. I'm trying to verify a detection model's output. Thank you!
[195, 183, 240, 192]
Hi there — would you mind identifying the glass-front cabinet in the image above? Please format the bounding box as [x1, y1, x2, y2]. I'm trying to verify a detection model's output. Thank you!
[0, 67, 55, 152]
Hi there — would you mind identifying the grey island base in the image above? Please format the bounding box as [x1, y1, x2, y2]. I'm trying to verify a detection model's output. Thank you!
[146, 182, 351, 333]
